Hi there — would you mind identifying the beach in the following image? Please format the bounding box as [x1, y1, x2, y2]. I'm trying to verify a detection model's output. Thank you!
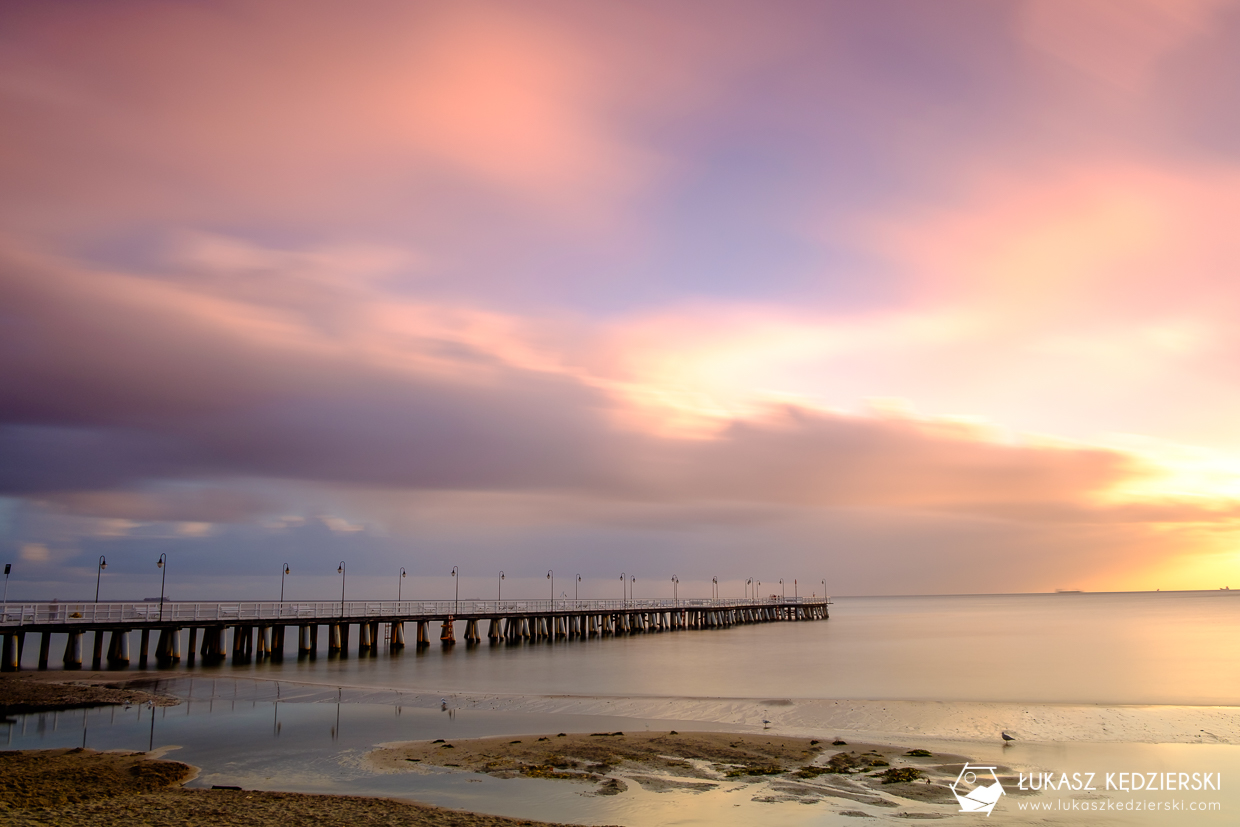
[1, 748, 599, 827]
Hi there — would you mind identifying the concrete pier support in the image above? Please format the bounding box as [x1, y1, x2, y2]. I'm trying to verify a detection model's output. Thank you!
[199, 626, 226, 659]
[416, 620, 430, 646]
[92, 630, 105, 668]
[328, 623, 342, 652]
[486, 618, 500, 640]
[187, 627, 199, 664]
[155, 628, 180, 662]
[270, 625, 284, 658]
[464, 619, 480, 643]
[359, 622, 373, 651]
[1, 634, 17, 672]
[38, 632, 51, 669]
[391, 621, 406, 648]
[257, 626, 271, 658]
[139, 629, 150, 666]
[440, 618, 456, 644]
[63, 631, 83, 668]
[106, 629, 130, 666]
[299, 625, 312, 655]
[233, 626, 253, 662]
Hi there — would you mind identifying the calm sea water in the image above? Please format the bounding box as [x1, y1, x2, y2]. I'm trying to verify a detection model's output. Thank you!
[17, 590, 1240, 705]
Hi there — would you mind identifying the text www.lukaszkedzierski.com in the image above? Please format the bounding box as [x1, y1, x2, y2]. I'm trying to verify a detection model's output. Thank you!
[1017, 800, 1221, 812]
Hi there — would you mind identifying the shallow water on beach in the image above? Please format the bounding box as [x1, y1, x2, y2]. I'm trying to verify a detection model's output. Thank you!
[6, 690, 1240, 826]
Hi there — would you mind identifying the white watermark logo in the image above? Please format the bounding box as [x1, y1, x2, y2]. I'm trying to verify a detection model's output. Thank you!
[951, 763, 1006, 816]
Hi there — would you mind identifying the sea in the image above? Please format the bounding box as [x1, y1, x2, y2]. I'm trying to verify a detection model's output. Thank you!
[6, 590, 1240, 825]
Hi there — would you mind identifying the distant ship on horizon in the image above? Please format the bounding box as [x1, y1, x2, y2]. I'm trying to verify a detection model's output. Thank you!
[1054, 588, 1083, 593]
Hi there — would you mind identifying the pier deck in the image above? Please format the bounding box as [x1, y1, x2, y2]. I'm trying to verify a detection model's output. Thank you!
[0, 596, 828, 671]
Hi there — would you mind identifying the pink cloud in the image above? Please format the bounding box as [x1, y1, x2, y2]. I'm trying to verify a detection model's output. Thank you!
[1019, 0, 1231, 92]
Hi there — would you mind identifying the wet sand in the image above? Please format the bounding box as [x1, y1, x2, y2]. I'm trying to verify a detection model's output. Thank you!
[1, 748, 606, 827]
[0, 673, 180, 714]
[369, 730, 1016, 809]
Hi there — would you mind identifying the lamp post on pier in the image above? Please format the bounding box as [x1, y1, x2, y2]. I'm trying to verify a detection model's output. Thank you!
[547, 570, 554, 607]
[156, 553, 168, 621]
[575, 574, 581, 603]
[280, 563, 290, 605]
[671, 575, 679, 604]
[337, 562, 346, 617]
[95, 556, 107, 603]
[746, 578, 753, 600]
[620, 572, 626, 606]
[631, 575, 636, 603]
[712, 576, 718, 600]
[398, 567, 406, 601]
[780, 578, 785, 599]
[498, 571, 505, 603]
[451, 566, 459, 615]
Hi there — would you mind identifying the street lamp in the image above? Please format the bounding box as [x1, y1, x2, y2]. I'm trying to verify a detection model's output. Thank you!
[620, 572, 626, 606]
[547, 570, 554, 606]
[451, 566, 459, 615]
[575, 574, 581, 603]
[631, 575, 636, 603]
[822, 579, 827, 601]
[794, 578, 798, 599]
[671, 575, 679, 603]
[398, 567, 406, 601]
[156, 553, 167, 621]
[95, 556, 107, 603]
[498, 571, 505, 603]
[780, 578, 785, 600]
[746, 578, 753, 600]
[712, 576, 718, 600]
[337, 562, 346, 617]
[280, 563, 290, 604]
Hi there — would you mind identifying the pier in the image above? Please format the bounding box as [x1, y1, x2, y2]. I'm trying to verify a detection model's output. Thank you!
[0, 596, 828, 671]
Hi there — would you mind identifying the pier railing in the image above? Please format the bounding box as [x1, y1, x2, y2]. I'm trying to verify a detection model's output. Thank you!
[0, 596, 825, 627]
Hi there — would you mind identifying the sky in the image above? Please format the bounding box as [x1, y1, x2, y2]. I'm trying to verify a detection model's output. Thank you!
[3, 0, 1240, 601]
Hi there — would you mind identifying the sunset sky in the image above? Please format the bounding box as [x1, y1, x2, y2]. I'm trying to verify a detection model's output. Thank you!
[3, 0, 1240, 600]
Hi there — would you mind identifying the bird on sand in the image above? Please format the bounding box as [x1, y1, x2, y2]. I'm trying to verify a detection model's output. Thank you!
[1001, 731, 1016, 743]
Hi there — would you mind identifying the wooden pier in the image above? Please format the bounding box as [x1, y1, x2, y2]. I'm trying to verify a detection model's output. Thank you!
[0, 597, 828, 671]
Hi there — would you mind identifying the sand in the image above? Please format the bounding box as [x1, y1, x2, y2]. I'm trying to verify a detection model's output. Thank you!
[368, 730, 1022, 810]
[0, 673, 180, 714]
[1, 748, 607, 827]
